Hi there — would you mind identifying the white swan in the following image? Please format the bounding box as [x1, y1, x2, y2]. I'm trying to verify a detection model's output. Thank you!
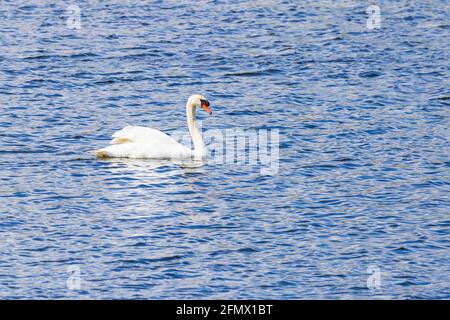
[94, 94, 212, 160]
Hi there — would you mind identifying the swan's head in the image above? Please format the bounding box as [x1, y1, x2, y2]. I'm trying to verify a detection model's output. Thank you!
[188, 94, 212, 115]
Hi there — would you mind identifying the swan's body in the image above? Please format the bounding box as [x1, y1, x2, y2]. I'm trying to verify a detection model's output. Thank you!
[96, 126, 194, 159]
[94, 95, 212, 160]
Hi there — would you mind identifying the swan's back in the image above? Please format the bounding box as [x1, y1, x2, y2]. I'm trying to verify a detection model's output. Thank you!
[110, 126, 168, 144]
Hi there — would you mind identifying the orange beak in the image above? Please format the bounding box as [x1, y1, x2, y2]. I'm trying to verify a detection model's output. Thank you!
[201, 100, 212, 115]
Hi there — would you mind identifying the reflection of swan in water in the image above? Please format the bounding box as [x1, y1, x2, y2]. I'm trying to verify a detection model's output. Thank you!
[93, 157, 209, 221]
[94, 95, 212, 160]
[98, 157, 206, 179]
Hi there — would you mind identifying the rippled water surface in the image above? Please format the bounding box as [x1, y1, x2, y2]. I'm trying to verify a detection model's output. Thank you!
[1, 0, 449, 299]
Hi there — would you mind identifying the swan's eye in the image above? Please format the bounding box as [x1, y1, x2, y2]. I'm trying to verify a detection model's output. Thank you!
[200, 99, 212, 115]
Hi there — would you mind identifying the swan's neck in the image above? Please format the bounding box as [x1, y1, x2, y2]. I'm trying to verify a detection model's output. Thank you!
[186, 102, 206, 158]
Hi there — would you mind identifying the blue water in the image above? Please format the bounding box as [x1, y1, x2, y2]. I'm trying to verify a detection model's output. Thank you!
[0, 0, 449, 299]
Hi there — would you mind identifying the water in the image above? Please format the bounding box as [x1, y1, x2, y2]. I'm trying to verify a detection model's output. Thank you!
[0, 0, 449, 299]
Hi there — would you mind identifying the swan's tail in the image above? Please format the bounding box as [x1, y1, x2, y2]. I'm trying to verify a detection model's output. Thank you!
[92, 149, 110, 158]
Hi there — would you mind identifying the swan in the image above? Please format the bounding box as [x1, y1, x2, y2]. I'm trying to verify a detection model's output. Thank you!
[94, 94, 212, 160]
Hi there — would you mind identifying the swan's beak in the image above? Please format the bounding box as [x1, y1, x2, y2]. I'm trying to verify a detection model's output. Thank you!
[201, 100, 212, 115]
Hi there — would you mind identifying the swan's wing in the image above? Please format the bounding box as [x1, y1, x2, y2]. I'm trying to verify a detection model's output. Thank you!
[110, 126, 176, 145]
